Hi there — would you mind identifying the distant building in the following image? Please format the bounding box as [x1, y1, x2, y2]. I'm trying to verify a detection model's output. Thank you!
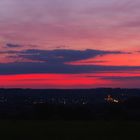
[105, 95, 119, 103]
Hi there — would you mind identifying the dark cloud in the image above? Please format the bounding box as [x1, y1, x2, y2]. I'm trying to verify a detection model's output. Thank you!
[101, 76, 140, 81]
[0, 62, 140, 75]
[6, 43, 22, 48]
[8, 49, 124, 63]
[0, 50, 18, 54]
[0, 48, 137, 75]
[54, 45, 70, 49]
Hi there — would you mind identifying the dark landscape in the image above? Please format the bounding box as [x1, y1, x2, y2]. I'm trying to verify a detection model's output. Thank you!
[0, 88, 140, 139]
[0, 88, 140, 120]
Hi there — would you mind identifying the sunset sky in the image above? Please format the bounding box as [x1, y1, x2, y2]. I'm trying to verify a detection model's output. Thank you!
[0, 0, 140, 88]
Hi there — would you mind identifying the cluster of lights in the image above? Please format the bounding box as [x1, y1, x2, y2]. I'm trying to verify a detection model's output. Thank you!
[105, 95, 119, 103]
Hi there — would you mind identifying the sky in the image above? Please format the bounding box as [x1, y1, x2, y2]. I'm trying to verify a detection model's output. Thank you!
[0, 0, 140, 88]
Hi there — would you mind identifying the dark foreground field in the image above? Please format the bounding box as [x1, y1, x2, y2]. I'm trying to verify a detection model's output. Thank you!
[0, 120, 140, 140]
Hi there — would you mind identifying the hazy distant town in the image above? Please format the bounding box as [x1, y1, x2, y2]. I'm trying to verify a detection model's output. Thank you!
[0, 88, 139, 120]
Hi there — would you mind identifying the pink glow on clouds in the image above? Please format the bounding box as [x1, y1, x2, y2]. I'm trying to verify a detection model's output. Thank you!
[69, 53, 140, 66]
[0, 0, 140, 88]
[0, 0, 140, 51]
[0, 73, 140, 89]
